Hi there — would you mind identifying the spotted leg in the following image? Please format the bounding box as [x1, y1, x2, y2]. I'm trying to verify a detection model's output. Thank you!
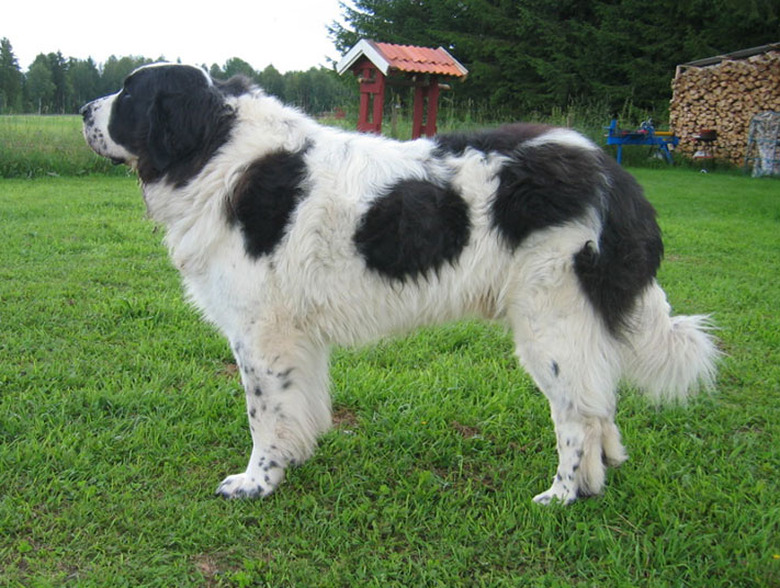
[510, 295, 627, 505]
[522, 351, 628, 505]
[531, 407, 627, 505]
[216, 332, 331, 499]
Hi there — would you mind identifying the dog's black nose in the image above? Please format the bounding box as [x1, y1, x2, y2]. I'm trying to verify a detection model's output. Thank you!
[79, 104, 91, 120]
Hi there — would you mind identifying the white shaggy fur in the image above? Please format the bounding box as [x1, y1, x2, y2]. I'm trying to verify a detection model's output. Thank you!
[81, 64, 719, 504]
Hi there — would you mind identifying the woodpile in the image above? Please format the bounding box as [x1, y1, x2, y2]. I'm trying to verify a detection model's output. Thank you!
[670, 50, 780, 167]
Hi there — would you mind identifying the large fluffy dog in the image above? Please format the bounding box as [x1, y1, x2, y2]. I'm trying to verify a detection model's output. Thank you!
[81, 63, 718, 504]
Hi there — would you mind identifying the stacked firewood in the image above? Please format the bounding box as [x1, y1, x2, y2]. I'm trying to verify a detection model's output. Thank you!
[670, 51, 780, 166]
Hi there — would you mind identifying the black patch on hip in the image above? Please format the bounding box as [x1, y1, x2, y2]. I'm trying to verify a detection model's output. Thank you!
[487, 141, 663, 336]
[490, 143, 603, 249]
[226, 149, 310, 259]
[434, 122, 552, 156]
[354, 179, 471, 282]
[573, 154, 663, 335]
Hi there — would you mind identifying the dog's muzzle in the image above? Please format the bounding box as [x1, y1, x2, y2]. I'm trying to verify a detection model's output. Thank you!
[80, 95, 134, 165]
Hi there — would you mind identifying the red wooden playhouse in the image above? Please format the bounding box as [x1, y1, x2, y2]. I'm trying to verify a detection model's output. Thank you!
[336, 39, 468, 138]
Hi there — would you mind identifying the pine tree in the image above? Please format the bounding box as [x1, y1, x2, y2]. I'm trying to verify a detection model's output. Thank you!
[0, 38, 24, 113]
[329, 0, 780, 116]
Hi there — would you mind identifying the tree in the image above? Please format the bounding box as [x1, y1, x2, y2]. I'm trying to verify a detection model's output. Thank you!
[330, 0, 780, 116]
[45, 52, 70, 114]
[280, 67, 353, 113]
[221, 57, 257, 80]
[99, 55, 151, 95]
[329, 0, 554, 111]
[26, 56, 55, 114]
[257, 64, 285, 99]
[208, 63, 223, 79]
[0, 38, 23, 113]
[68, 57, 101, 110]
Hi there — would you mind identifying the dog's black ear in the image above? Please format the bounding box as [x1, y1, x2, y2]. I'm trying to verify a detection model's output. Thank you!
[146, 87, 224, 172]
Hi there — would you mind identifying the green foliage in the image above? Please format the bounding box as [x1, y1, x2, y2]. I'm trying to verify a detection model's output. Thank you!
[330, 0, 779, 115]
[97, 55, 156, 97]
[3, 1, 777, 118]
[216, 57, 257, 80]
[67, 58, 101, 113]
[0, 38, 23, 113]
[24, 57, 56, 115]
[0, 172, 778, 585]
[0, 37, 351, 116]
[206, 61, 355, 114]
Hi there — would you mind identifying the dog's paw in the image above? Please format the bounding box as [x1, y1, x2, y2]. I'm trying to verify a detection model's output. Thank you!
[215, 471, 281, 499]
[532, 485, 578, 506]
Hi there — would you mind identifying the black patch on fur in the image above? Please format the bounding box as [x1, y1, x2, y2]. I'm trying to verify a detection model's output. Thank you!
[434, 123, 552, 156]
[108, 64, 237, 186]
[573, 154, 663, 335]
[226, 149, 310, 259]
[467, 132, 663, 336]
[491, 142, 603, 250]
[438, 122, 662, 337]
[354, 179, 471, 282]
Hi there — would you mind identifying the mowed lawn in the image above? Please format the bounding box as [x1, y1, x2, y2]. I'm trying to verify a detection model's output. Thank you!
[0, 170, 778, 586]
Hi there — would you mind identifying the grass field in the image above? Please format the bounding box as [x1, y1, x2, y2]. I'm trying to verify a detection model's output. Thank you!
[0, 167, 778, 585]
[0, 116, 128, 179]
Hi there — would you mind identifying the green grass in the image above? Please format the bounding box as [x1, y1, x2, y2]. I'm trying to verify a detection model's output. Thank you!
[0, 116, 129, 178]
[1, 171, 779, 587]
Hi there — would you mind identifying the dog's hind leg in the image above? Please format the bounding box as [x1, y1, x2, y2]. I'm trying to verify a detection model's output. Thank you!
[509, 287, 626, 505]
[216, 330, 332, 499]
[530, 405, 627, 505]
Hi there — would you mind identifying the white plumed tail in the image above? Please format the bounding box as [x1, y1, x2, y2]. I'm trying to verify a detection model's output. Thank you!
[622, 282, 720, 403]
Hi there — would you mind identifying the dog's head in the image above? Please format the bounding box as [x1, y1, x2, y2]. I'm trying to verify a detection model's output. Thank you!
[81, 63, 249, 185]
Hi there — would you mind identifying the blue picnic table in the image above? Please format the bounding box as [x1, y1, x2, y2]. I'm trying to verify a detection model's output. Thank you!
[605, 119, 680, 164]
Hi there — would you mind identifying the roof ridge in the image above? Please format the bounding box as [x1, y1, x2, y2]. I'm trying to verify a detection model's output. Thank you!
[336, 39, 468, 78]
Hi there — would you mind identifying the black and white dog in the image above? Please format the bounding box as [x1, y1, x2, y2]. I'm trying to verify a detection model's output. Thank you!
[82, 63, 718, 504]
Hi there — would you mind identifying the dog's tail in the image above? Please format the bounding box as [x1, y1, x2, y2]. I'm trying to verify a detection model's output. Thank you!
[621, 282, 720, 403]
[571, 156, 719, 402]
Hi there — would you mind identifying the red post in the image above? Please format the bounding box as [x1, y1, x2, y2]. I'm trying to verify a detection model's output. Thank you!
[411, 75, 440, 139]
[371, 72, 385, 132]
[356, 62, 385, 134]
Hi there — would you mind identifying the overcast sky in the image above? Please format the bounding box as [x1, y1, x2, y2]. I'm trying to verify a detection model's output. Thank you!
[5, 0, 348, 73]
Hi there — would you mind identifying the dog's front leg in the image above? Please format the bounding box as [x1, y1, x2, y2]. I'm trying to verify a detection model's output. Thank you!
[216, 334, 332, 499]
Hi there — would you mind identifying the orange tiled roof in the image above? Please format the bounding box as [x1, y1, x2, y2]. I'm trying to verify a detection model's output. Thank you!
[372, 41, 467, 77]
[336, 39, 468, 78]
